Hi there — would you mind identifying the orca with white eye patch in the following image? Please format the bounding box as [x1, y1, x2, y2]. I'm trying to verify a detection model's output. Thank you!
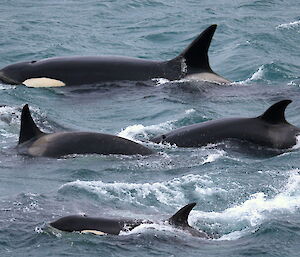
[50, 203, 211, 238]
[0, 25, 229, 87]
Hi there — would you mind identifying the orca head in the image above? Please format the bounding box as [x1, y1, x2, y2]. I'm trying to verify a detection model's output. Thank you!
[150, 134, 167, 144]
[50, 215, 82, 232]
[0, 60, 37, 85]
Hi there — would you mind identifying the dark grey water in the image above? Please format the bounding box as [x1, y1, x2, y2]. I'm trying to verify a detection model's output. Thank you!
[1, 0, 300, 256]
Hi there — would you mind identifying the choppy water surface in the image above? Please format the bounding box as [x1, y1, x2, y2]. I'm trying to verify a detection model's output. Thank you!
[1, 0, 300, 256]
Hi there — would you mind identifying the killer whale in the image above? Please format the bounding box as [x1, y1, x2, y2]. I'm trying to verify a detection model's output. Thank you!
[17, 104, 153, 157]
[0, 25, 229, 87]
[50, 203, 210, 238]
[151, 100, 300, 149]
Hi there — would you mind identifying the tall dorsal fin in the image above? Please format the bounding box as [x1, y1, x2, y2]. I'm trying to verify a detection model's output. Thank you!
[168, 203, 196, 227]
[258, 100, 292, 124]
[18, 104, 44, 144]
[177, 25, 217, 72]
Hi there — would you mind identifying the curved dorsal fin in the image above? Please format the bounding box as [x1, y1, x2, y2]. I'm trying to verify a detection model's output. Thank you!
[18, 104, 44, 144]
[259, 100, 292, 124]
[177, 25, 217, 72]
[168, 203, 196, 227]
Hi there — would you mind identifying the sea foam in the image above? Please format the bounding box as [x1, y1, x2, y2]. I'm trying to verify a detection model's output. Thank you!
[60, 174, 219, 206]
[276, 20, 300, 29]
[118, 108, 195, 142]
[236, 65, 264, 84]
[190, 170, 300, 233]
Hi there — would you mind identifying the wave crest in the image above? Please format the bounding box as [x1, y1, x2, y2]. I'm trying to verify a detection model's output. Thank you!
[189, 170, 300, 240]
[276, 20, 300, 29]
[59, 174, 222, 206]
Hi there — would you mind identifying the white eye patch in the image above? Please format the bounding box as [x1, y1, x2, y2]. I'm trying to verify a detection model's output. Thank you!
[22, 77, 65, 87]
[80, 230, 108, 236]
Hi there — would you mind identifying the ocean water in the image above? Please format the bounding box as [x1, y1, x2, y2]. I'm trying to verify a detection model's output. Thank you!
[0, 0, 300, 256]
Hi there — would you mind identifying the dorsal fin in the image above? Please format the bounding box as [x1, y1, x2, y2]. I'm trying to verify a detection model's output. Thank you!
[259, 100, 292, 124]
[168, 203, 196, 227]
[18, 104, 44, 144]
[177, 25, 217, 72]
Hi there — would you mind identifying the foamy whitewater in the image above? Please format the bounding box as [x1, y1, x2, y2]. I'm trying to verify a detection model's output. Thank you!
[276, 20, 300, 30]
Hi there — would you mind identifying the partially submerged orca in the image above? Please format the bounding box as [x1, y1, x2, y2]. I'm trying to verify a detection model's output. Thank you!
[17, 104, 153, 157]
[50, 203, 210, 238]
[0, 25, 229, 87]
[151, 100, 300, 149]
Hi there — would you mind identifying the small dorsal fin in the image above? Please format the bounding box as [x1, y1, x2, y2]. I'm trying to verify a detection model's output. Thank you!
[259, 100, 292, 124]
[18, 104, 44, 144]
[177, 25, 217, 71]
[168, 203, 196, 227]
